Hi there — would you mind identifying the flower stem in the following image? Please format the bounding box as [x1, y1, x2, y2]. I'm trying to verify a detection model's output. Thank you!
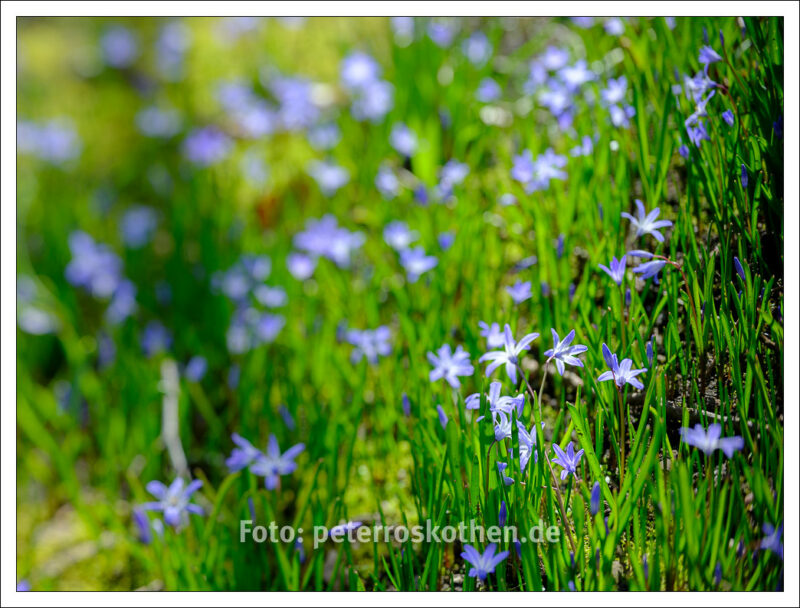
[485, 440, 496, 501]
[619, 284, 627, 351]
[534, 360, 551, 424]
[616, 385, 626, 489]
[519, 364, 577, 555]
[564, 476, 574, 511]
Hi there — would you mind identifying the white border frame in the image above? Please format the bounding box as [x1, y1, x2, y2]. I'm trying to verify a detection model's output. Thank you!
[2, 2, 798, 606]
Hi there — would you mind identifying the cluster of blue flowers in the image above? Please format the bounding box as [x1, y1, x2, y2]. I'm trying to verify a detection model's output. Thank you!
[344, 326, 392, 365]
[17, 119, 81, 165]
[291, 214, 365, 272]
[341, 51, 394, 123]
[211, 254, 286, 354]
[65, 231, 137, 325]
[226, 434, 305, 490]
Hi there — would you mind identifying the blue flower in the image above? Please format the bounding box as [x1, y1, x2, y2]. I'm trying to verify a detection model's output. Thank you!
[384, 221, 418, 251]
[286, 252, 317, 280]
[225, 309, 285, 354]
[65, 231, 124, 299]
[391, 16, 414, 40]
[462, 31, 492, 66]
[461, 543, 510, 580]
[438, 231, 455, 250]
[543, 329, 588, 376]
[250, 435, 305, 490]
[226, 366, 241, 391]
[389, 122, 417, 157]
[472, 381, 525, 418]
[609, 104, 636, 128]
[590, 481, 601, 515]
[498, 193, 517, 206]
[551, 442, 584, 480]
[479, 324, 539, 385]
[698, 45, 722, 65]
[684, 67, 717, 104]
[345, 326, 392, 364]
[132, 507, 153, 544]
[722, 109, 735, 126]
[427, 20, 457, 47]
[437, 159, 469, 197]
[182, 127, 232, 166]
[476, 78, 502, 103]
[601, 76, 628, 106]
[226, 433, 264, 472]
[400, 246, 438, 282]
[437, 404, 449, 429]
[511, 148, 567, 193]
[308, 123, 341, 150]
[679, 423, 744, 458]
[414, 184, 429, 205]
[17, 118, 82, 165]
[741, 164, 749, 188]
[598, 255, 627, 285]
[100, 26, 139, 68]
[295, 538, 306, 563]
[254, 285, 288, 308]
[278, 406, 295, 430]
[686, 90, 716, 129]
[427, 344, 474, 389]
[329, 520, 363, 539]
[270, 76, 320, 130]
[142, 478, 204, 527]
[506, 280, 532, 304]
[493, 411, 512, 442]
[340, 51, 381, 91]
[632, 259, 667, 280]
[541, 45, 569, 71]
[156, 21, 190, 81]
[597, 343, 648, 389]
[760, 523, 784, 560]
[687, 120, 710, 147]
[570, 135, 594, 157]
[498, 500, 507, 527]
[479, 321, 505, 349]
[559, 60, 595, 90]
[517, 420, 544, 471]
[604, 18, 625, 36]
[136, 106, 182, 138]
[572, 17, 595, 28]
[351, 79, 394, 123]
[141, 321, 172, 357]
[679, 144, 690, 159]
[555, 234, 565, 259]
[466, 380, 502, 411]
[375, 165, 400, 199]
[185, 355, 208, 382]
[497, 462, 515, 485]
[621, 199, 673, 242]
[646, 339, 654, 366]
[308, 160, 349, 196]
[773, 115, 783, 138]
[511, 149, 536, 184]
[293, 215, 364, 268]
[734, 256, 746, 281]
